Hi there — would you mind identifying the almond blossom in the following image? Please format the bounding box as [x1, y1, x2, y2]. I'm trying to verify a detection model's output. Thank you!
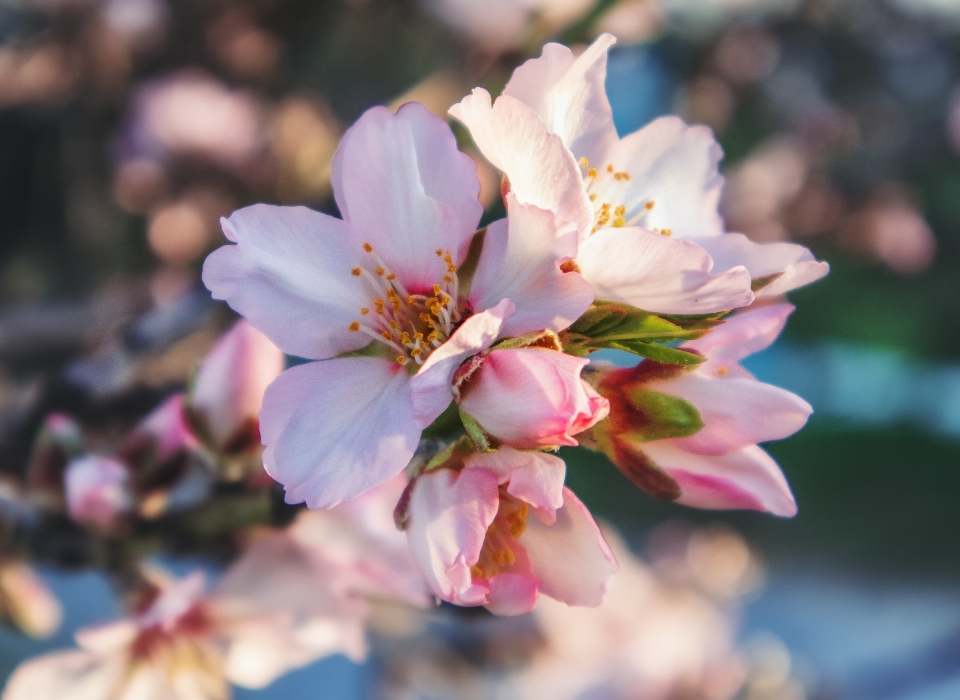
[587, 304, 811, 516]
[3, 477, 428, 699]
[63, 455, 134, 530]
[203, 102, 593, 508]
[404, 447, 617, 615]
[451, 34, 828, 313]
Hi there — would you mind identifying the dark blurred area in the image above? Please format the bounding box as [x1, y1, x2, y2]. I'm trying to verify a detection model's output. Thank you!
[3, 0, 960, 698]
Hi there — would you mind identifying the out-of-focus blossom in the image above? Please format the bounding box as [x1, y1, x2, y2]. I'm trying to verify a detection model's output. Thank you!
[203, 102, 592, 508]
[4, 478, 428, 698]
[458, 347, 608, 448]
[26, 413, 83, 511]
[186, 319, 284, 459]
[452, 35, 826, 314]
[63, 455, 134, 529]
[836, 184, 936, 275]
[0, 560, 62, 639]
[588, 304, 810, 516]
[405, 447, 617, 615]
[425, 0, 592, 52]
[511, 529, 747, 700]
[595, 0, 665, 44]
[119, 70, 266, 173]
[0, 43, 79, 107]
[207, 10, 280, 81]
[270, 96, 342, 204]
[103, 0, 168, 46]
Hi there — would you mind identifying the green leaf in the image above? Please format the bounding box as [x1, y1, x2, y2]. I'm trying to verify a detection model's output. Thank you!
[623, 388, 704, 442]
[605, 340, 705, 365]
[421, 402, 463, 439]
[492, 329, 562, 351]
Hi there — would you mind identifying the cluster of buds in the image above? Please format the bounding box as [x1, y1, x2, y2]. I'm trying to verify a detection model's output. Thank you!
[200, 34, 826, 615]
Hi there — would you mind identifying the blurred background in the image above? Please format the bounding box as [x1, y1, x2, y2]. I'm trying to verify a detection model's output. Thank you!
[1, 0, 960, 698]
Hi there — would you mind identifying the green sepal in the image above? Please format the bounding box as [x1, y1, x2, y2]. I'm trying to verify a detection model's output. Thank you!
[605, 340, 705, 365]
[459, 409, 497, 452]
[622, 388, 703, 442]
[421, 436, 475, 475]
[751, 272, 785, 293]
[492, 329, 562, 352]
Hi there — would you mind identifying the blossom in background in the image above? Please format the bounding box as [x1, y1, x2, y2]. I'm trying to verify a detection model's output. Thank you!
[451, 34, 827, 312]
[63, 455, 134, 530]
[405, 447, 617, 615]
[185, 319, 285, 462]
[3, 478, 428, 699]
[0, 560, 62, 639]
[203, 102, 594, 508]
[588, 304, 810, 516]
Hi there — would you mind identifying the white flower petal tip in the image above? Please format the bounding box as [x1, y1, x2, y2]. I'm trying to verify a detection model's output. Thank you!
[259, 358, 421, 509]
[694, 233, 829, 297]
[577, 226, 754, 315]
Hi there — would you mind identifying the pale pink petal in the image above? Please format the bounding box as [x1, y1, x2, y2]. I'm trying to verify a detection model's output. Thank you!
[463, 448, 565, 520]
[190, 319, 284, 450]
[405, 468, 499, 606]
[0, 561, 62, 639]
[204, 204, 367, 360]
[459, 348, 608, 449]
[484, 573, 541, 617]
[469, 196, 593, 337]
[75, 620, 138, 654]
[600, 116, 725, 240]
[409, 299, 514, 427]
[64, 456, 133, 528]
[130, 394, 199, 462]
[694, 233, 829, 297]
[683, 303, 795, 379]
[331, 104, 479, 291]
[137, 571, 206, 630]
[259, 358, 420, 509]
[502, 34, 619, 166]
[651, 374, 812, 455]
[520, 487, 618, 607]
[577, 227, 754, 314]
[641, 442, 797, 517]
[450, 89, 593, 236]
[2, 650, 128, 700]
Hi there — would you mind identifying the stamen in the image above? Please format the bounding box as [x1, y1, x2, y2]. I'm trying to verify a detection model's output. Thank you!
[360, 307, 370, 315]
[348, 321, 361, 332]
[375, 267, 386, 276]
[579, 156, 589, 167]
[587, 168, 598, 179]
[351, 267, 362, 276]
[363, 242, 373, 252]
[396, 356, 408, 366]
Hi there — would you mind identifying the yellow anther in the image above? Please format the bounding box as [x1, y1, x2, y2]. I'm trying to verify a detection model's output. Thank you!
[506, 503, 529, 538]
[411, 347, 423, 357]
[470, 566, 484, 579]
[386, 272, 396, 280]
[399, 332, 411, 344]
[433, 284, 442, 296]
[396, 356, 408, 366]
[348, 321, 361, 332]
[414, 332, 424, 340]
[620, 172, 632, 181]
[375, 267, 385, 276]
[661, 228, 673, 236]
[427, 331, 440, 342]
[606, 163, 614, 173]
[600, 202, 611, 210]
[360, 307, 370, 315]
[351, 267, 362, 276]
[589, 193, 597, 201]
[389, 320, 400, 329]
[363, 242, 373, 252]
[419, 313, 432, 323]
[447, 264, 456, 273]
[494, 549, 515, 568]
[614, 205, 626, 217]
[436, 248, 443, 256]
[406, 295, 416, 305]
[718, 366, 729, 377]
[579, 156, 589, 167]
[587, 168, 598, 179]
[613, 218, 626, 227]
[443, 275, 453, 284]
[381, 331, 393, 341]
[645, 201, 656, 210]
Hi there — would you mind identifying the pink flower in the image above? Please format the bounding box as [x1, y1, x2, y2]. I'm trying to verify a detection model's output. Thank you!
[405, 448, 618, 615]
[203, 102, 593, 508]
[457, 347, 609, 448]
[451, 35, 827, 313]
[590, 304, 811, 516]
[63, 456, 134, 529]
[186, 319, 284, 456]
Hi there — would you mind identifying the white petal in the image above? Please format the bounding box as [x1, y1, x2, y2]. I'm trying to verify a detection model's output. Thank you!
[409, 300, 514, 427]
[502, 34, 619, 165]
[520, 487, 618, 607]
[642, 442, 797, 517]
[450, 89, 593, 237]
[577, 227, 754, 314]
[464, 448, 566, 519]
[601, 116, 725, 240]
[332, 104, 481, 291]
[3, 650, 128, 700]
[260, 358, 420, 509]
[204, 204, 367, 360]
[470, 197, 594, 337]
[693, 233, 829, 297]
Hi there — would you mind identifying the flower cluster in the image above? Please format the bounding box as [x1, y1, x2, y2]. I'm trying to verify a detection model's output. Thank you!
[202, 34, 826, 616]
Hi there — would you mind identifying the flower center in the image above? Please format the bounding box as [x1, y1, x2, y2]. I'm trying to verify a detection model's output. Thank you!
[470, 491, 529, 580]
[347, 243, 462, 367]
[579, 157, 666, 235]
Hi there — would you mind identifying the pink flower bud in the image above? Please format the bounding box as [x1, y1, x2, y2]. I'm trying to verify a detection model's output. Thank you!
[458, 347, 609, 448]
[64, 456, 133, 529]
[189, 320, 284, 455]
